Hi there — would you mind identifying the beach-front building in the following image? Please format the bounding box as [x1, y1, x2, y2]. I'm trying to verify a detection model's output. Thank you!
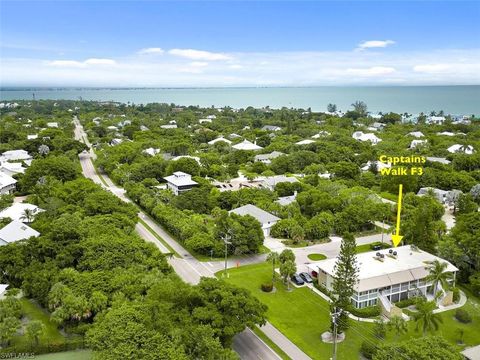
[352, 131, 382, 145]
[0, 220, 40, 245]
[254, 151, 284, 165]
[0, 172, 17, 195]
[427, 116, 446, 125]
[229, 204, 280, 236]
[232, 139, 263, 151]
[164, 172, 198, 196]
[447, 144, 474, 155]
[308, 245, 458, 315]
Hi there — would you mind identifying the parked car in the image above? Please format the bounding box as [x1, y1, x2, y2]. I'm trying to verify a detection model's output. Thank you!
[299, 272, 313, 283]
[371, 244, 382, 251]
[291, 274, 305, 286]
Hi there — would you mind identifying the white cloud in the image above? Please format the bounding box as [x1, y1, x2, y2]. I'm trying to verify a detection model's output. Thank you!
[84, 58, 116, 65]
[47, 58, 116, 68]
[413, 64, 452, 73]
[357, 40, 395, 50]
[138, 47, 164, 55]
[190, 61, 209, 67]
[346, 66, 396, 76]
[168, 48, 231, 61]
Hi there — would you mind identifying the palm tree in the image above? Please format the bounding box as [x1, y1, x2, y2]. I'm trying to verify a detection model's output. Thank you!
[425, 259, 453, 295]
[266, 252, 279, 284]
[412, 299, 443, 335]
[351, 101, 367, 116]
[20, 208, 35, 223]
[388, 315, 408, 339]
[279, 260, 296, 291]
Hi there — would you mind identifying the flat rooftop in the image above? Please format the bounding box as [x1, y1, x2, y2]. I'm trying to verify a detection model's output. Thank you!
[309, 245, 458, 292]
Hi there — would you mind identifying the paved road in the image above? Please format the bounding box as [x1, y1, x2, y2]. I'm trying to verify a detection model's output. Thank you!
[73, 117, 290, 360]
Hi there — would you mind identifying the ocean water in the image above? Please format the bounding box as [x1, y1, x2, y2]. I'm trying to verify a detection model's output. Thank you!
[1, 86, 479, 114]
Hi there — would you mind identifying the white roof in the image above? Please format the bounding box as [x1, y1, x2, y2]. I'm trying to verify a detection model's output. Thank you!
[0, 172, 17, 189]
[208, 137, 232, 145]
[462, 345, 480, 360]
[262, 175, 298, 188]
[254, 151, 284, 161]
[232, 140, 263, 151]
[312, 131, 331, 139]
[199, 119, 213, 123]
[447, 144, 474, 154]
[27, 134, 38, 140]
[0, 203, 43, 222]
[408, 131, 424, 138]
[0, 284, 7, 295]
[142, 148, 161, 156]
[426, 157, 451, 165]
[276, 194, 297, 206]
[161, 124, 178, 129]
[0, 220, 40, 245]
[310, 245, 458, 292]
[295, 139, 316, 145]
[0, 150, 31, 161]
[229, 204, 280, 225]
[47, 122, 58, 128]
[163, 172, 198, 187]
[410, 140, 427, 148]
[437, 131, 455, 136]
[352, 131, 381, 143]
[171, 155, 201, 164]
[361, 160, 391, 171]
[0, 162, 26, 175]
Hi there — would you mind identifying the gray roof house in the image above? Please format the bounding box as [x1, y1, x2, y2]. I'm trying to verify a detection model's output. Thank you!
[254, 151, 284, 164]
[262, 125, 282, 132]
[0, 220, 40, 245]
[262, 175, 298, 191]
[229, 204, 280, 236]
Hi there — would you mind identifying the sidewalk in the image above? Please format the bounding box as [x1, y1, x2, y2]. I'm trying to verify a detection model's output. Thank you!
[260, 322, 312, 360]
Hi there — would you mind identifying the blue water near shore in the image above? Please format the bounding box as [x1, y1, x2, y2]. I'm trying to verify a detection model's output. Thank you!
[1, 86, 479, 114]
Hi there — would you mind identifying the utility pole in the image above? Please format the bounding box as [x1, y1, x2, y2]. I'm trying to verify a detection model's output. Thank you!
[330, 307, 343, 360]
[222, 232, 232, 278]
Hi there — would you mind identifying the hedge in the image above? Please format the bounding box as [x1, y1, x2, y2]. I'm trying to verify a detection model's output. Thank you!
[455, 309, 472, 323]
[348, 304, 381, 318]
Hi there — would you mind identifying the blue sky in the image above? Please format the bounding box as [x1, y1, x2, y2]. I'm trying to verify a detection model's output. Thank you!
[1, 1, 479, 86]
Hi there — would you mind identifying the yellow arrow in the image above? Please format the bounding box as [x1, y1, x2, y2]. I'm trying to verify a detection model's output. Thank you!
[391, 184, 403, 247]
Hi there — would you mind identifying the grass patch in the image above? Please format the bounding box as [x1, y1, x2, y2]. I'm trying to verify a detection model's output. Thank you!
[35, 350, 92, 360]
[137, 218, 180, 258]
[13, 298, 65, 347]
[252, 326, 291, 360]
[219, 262, 480, 359]
[307, 253, 327, 261]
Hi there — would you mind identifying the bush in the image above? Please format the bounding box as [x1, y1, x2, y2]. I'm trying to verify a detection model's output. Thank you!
[313, 282, 333, 298]
[261, 283, 273, 293]
[360, 340, 378, 359]
[403, 308, 416, 317]
[455, 309, 472, 323]
[348, 304, 381, 318]
[395, 296, 421, 308]
[452, 287, 460, 303]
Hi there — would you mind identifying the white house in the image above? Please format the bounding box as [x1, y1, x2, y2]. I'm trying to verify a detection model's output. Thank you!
[143, 148, 161, 156]
[261, 175, 298, 191]
[254, 151, 284, 165]
[427, 116, 446, 125]
[0, 162, 26, 177]
[208, 137, 232, 146]
[0, 173, 17, 195]
[163, 172, 198, 196]
[308, 245, 458, 312]
[110, 138, 123, 146]
[426, 157, 451, 165]
[312, 131, 331, 139]
[447, 144, 474, 154]
[206, 115, 217, 120]
[409, 140, 428, 149]
[352, 131, 382, 145]
[417, 187, 462, 205]
[199, 119, 213, 124]
[437, 131, 456, 137]
[408, 131, 424, 138]
[229, 204, 280, 236]
[262, 125, 282, 132]
[160, 124, 178, 129]
[276, 192, 297, 206]
[0, 203, 44, 223]
[0, 220, 40, 245]
[47, 122, 59, 128]
[0, 150, 31, 162]
[295, 139, 316, 146]
[27, 134, 38, 140]
[361, 161, 391, 172]
[0, 284, 8, 298]
[232, 139, 263, 151]
[171, 155, 201, 164]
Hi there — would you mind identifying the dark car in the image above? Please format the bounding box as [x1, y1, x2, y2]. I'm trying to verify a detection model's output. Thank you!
[291, 274, 305, 286]
[371, 244, 382, 251]
[299, 272, 313, 283]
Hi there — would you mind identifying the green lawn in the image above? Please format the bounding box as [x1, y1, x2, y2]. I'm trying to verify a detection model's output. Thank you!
[307, 253, 327, 261]
[220, 262, 480, 360]
[11, 298, 65, 348]
[35, 350, 92, 360]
